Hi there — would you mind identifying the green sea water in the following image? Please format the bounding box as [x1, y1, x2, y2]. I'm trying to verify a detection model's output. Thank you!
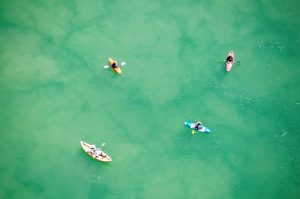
[1, 0, 300, 198]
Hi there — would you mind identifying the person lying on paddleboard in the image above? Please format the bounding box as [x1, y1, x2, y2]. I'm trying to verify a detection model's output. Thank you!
[194, 121, 203, 130]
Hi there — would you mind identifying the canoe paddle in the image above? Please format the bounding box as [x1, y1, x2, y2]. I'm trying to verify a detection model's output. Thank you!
[219, 60, 240, 64]
[104, 61, 126, 69]
[100, 142, 105, 149]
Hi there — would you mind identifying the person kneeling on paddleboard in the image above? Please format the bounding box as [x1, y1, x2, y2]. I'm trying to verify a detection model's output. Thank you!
[226, 56, 233, 63]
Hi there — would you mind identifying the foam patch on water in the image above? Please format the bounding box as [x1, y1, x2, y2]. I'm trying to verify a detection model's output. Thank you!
[258, 40, 288, 54]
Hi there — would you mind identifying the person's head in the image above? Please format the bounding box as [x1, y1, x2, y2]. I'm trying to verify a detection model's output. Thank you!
[112, 62, 117, 68]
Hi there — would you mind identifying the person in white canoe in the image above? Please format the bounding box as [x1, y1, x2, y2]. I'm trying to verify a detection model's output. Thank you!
[89, 145, 107, 159]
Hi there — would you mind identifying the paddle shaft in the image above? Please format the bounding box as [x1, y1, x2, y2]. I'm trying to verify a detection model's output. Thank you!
[100, 142, 105, 149]
[104, 61, 126, 69]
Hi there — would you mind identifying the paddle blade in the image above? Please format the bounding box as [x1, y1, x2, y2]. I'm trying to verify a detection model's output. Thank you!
[104, 65, 109, 69]
[206, 128, 212, 133]
[120, 61, 126, 66]
[101, 143, 106, 148]
[192, 130, 196, 135]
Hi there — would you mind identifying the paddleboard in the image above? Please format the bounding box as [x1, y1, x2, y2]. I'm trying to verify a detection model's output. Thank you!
[226, 51, 235, 72]
[184, 121, 211, 133]
[108, 58, 122, 74]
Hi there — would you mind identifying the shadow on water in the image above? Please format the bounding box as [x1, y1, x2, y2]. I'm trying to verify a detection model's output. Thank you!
[215, 62, 230, 81]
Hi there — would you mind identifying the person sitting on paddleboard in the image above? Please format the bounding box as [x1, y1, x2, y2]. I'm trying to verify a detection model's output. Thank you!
[226, 56, 233, 63]
[194, 121, 203, 130]
[111, 61, 118, 69]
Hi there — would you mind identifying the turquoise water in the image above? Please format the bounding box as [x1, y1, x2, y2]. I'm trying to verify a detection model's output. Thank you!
[1, 0, 300, 198]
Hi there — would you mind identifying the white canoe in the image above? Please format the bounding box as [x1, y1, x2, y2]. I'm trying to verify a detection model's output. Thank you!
[80, 141, 112, 162]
